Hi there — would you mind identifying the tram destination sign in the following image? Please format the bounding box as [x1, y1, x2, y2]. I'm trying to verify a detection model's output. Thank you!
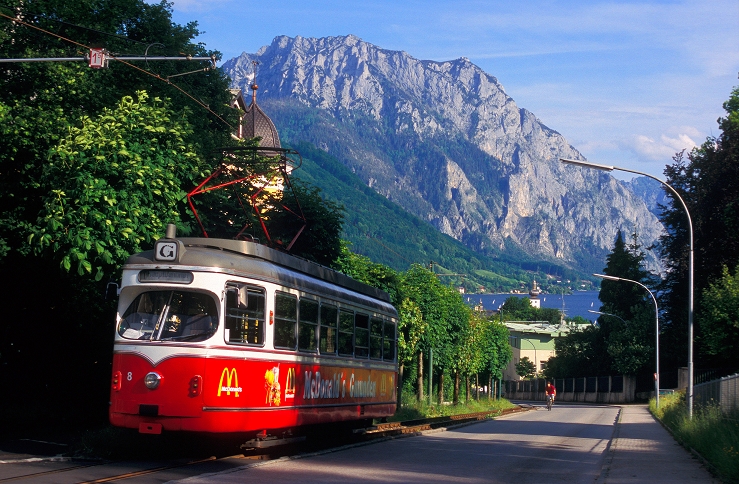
[138, 270, 193, 284]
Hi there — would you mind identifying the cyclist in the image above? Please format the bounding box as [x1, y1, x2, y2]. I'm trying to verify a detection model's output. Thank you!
[545, 381, 556, 410]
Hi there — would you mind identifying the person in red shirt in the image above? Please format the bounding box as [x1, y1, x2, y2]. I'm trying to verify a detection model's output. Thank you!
[545, 381, 556, 410]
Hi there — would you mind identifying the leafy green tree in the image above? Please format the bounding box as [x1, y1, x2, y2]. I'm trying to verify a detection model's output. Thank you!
[545, 325, 599, 378]
[699, 265, 739, 366]
[515, 356, 536, 379]
[599, 230, 651, 320]
[0, 0, 236, 257]
[479, 316, 512, 397]
[660, 86, 739, 370]
[269, 181, 345, 266]
[400, 264, 472, 403]
[499, 295, 563, 325]
[27, 91, 200, 281]
[332, 243, 400, 302]
[396, 297, 427, 407]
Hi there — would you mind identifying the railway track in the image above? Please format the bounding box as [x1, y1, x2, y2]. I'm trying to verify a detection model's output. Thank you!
[0, 406, 530, 483]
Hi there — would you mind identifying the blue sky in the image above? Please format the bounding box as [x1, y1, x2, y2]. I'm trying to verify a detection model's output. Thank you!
[162, 0, 739, 180]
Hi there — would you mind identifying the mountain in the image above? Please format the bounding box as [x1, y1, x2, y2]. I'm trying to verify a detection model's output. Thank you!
[623, 177, 670, 219]
[222, 34, 664, 277]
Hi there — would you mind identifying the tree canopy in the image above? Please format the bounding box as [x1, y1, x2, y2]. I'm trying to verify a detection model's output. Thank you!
[659, 85, 739, 371]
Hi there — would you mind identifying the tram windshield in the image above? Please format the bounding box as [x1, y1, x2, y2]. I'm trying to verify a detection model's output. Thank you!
[118, 291, 218, 342]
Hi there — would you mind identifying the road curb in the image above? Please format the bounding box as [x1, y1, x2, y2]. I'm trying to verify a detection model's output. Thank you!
[594, 406, 622, 484]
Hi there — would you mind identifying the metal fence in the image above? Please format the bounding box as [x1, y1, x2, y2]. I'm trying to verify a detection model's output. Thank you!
[694, 372, 739, 414]
[504, 376, 636, 403]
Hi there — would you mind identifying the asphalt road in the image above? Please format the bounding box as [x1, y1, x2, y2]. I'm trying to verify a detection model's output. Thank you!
[175, 403, 621, 484]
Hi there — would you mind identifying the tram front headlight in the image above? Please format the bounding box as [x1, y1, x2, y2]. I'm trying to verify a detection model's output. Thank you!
[144, 372, 162, 390]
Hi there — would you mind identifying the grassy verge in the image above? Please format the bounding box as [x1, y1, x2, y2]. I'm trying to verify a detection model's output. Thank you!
[650, 392, 739, 483]
[389, 392, 515, 422]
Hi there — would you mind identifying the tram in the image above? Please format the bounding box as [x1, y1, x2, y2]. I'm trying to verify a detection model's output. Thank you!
[109, 224, 398, 438]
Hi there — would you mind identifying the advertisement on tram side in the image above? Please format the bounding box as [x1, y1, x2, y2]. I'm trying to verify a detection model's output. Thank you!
[205, 359, 396, 409]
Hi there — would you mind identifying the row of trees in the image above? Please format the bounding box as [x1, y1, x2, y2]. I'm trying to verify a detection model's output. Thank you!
[334, 249, 511, 405]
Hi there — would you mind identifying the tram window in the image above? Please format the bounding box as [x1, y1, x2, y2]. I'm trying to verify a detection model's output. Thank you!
[118, 291, 218, 342]
[319, 304, 338, 354]
[383, 320, 396, 361]
[338, 309, 354, 356]
[225, 284, 265, 346]
[274, 292, 297, 350]
[370, 317, 383, 359]
[354, 313, 369, 358]
[298, 298, 319, 352]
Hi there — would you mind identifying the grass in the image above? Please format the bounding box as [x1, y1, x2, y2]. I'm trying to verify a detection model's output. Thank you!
[389, 391, 515, 422]
[650, 392, 739, 483]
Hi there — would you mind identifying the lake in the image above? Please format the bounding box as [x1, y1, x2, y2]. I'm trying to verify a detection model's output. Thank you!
[464, 291, 601, 321]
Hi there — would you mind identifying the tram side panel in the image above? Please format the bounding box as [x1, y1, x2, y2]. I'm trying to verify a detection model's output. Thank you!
[201, 359, 397, 432]
[110, 350, 397, 434]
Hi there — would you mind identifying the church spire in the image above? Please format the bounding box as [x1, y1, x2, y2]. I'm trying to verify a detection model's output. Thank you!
[242, 60, 282, 152]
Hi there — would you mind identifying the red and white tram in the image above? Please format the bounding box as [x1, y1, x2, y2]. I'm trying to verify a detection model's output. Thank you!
[109, 225, 398, 437]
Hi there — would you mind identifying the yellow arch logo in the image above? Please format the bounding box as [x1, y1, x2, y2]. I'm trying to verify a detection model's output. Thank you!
[217, 367, 242, 397]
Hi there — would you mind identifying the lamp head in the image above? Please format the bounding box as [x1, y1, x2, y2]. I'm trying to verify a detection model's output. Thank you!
[593, 273, 620, 281]
[560, 158, 615, 172]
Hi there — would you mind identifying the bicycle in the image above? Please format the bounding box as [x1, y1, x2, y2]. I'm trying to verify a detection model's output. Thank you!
[546, 394, 554, 411]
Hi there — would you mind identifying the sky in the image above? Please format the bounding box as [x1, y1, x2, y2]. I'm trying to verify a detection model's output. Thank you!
[160, 0, 739, 180]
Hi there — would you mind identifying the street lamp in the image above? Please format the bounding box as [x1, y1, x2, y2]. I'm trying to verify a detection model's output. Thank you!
[561, 158, 694, 416]
[594, 273, 660, 407]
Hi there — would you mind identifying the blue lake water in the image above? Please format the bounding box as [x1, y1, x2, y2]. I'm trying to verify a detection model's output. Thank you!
[464, 291, 601, 321]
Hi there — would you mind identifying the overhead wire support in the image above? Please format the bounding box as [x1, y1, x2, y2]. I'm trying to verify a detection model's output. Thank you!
[0, 54, 216, 64]
[0, 11, 233, 130]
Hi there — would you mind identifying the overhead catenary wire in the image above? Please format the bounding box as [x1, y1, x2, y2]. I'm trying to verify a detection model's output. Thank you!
[0, 10, 235, 131]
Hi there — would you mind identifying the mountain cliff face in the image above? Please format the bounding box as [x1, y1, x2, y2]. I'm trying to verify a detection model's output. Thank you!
[222, 35, 663, 273]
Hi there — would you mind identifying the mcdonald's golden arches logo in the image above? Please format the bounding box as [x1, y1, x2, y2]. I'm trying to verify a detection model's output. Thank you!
[217, 367, 242, 397]
[285, 367, 296, 400]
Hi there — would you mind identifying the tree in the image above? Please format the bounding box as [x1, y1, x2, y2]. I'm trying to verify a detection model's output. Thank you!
[515, 356, 536, 379]
[545, 230, 655, 378]
[659, 85, 739, 370]
[332, 243, 400, 302]
[478, 316, 512, 398]
[396, 298, 427, 407]
[27, 91, 201, 281]
[699, 265, 739, 367]
[270, 181, 345, 266]
[599, 230, 651, 320]
[0, 0, 236, 257]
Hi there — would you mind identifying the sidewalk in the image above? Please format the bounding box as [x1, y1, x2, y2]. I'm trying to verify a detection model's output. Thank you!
[597, 404, 718, 483]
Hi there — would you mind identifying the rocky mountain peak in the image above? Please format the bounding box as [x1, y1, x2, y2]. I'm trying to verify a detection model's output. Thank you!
[222, 35, 664, 273]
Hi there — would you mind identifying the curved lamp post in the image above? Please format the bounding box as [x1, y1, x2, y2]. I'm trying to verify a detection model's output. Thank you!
[561, 158, 694, 416]
[587, 309, 627, 325]
[594, 273, 660, 407]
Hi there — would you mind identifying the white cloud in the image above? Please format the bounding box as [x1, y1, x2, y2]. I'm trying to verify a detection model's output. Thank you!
[625, 132, 699, 161]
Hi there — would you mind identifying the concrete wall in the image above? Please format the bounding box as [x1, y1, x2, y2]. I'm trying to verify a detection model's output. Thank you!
[504, 376, 636, 404]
